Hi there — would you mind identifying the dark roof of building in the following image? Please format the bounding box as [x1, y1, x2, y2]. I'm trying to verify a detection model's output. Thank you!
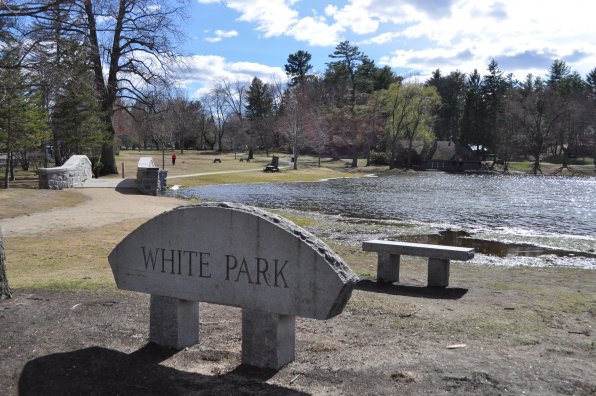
[428, 141, 480, 162]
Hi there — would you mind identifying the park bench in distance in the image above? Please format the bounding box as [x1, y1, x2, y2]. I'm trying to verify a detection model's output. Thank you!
[263, 155, 279, 172]
[362, 240, 474, 287]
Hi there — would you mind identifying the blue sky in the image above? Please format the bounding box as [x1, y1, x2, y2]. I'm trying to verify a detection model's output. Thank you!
[175, 0, 596, 98]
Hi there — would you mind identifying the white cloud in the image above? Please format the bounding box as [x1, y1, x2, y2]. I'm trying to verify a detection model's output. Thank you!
[325, 2, 379, 35]
[204, 0, 299, 37]
[205, 29, 239, 43]
[361, 0, 596, 79]
[195, 0, 596, 80]
[199, 0, 344, 46]
[359, 32, 399, 45]
[287, 16, 343, 47]
[174, 55, 286, 97]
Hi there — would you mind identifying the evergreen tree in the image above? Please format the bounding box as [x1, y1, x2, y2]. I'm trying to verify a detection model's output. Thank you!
[285, 50, 313, 86]
[245, 77, 274, 155]
[327, 41, 369, 112]
[587, 67, 596, 99]
[0, 45, 49, 188]
[482, 59, 507, 156]
[460, 69, 486, 153]
[50, 40, 107, 165]
[426, 69, 466, 141]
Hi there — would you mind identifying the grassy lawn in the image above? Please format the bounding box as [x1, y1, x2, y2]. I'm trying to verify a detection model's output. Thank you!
[4, 219, 142, 290]
[0, 189, 89, 219]
[2, 150, 374, 188]
[113, 149, 266, 178]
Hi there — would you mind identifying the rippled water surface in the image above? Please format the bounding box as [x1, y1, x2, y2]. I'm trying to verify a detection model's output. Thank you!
[174, 173, 596, 268]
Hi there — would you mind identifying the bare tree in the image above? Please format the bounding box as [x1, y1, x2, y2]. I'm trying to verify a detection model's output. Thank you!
[203, 86, 230, 152]
[514, 76, 565, 174]
[219, 79, 247, 154]
[2, 0, 188, 175]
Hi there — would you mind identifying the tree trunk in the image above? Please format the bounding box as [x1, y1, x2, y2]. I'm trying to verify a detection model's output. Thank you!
[9, 152, 15, 181]
[407, 140, 414, 169]
[100, 141, 118, 175]
[3, 103, 12, 189]
[389, 148, 396, 170]
[0, 227, 12, 300]
[3, 152, 9, 189]
[351, 155, 358, 168]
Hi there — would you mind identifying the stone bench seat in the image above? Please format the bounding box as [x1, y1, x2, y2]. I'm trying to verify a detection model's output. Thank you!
[362, 240, 474, 287]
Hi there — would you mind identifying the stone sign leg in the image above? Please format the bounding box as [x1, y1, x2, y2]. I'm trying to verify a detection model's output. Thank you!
[150, 295, 199, 349]
[242, 309, 295, 370]
[427, 258, 450, 287]
[377, 252, 400, 283]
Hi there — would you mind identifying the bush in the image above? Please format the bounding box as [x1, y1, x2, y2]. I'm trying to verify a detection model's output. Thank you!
[369, 151, 390, 165]
[90, 156, 103, 178]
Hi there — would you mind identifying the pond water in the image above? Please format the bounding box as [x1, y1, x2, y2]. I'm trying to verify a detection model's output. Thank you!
[172, 172, 596, 269]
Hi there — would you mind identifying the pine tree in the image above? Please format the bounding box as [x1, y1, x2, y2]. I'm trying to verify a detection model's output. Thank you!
[285, 50, 313, 86]
[245, 77, 274, 155]
[1, 44, 50, 188]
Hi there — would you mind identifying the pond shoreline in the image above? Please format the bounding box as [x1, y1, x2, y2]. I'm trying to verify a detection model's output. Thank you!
[172, 171, 596, 270]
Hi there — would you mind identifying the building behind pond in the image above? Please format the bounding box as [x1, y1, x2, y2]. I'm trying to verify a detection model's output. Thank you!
[422, 140, 482, 172]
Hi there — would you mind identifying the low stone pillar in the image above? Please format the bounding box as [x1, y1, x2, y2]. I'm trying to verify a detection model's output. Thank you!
[149, 295, 199, 349]
[428, 258, 450, 287]
[158, 170, 167, 190]
[377, 252, 400, 283]
[242, 310, 296, 369]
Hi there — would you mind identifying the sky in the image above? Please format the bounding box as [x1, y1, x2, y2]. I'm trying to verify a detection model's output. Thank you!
[175, 0, 596, 98]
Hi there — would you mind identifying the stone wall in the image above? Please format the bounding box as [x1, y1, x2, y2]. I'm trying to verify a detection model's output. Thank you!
[38, 155, 92, 189]
[136, 157, 167, 196]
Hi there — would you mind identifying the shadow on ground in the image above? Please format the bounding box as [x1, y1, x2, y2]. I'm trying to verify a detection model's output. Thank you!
[356, 279, 468, 300]
[19, 343, 306, 396]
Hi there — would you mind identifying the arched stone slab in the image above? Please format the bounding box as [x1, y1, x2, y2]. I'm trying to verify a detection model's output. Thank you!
[109, 203, 357, 320]
[108, 203, 358, 369]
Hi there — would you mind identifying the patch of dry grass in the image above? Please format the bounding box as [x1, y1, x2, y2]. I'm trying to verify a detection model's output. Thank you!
[114, 150, 267, 178]
[172, 167, 357, 188]
[4, 219, 143, 290]
[0, 189, 89, 220]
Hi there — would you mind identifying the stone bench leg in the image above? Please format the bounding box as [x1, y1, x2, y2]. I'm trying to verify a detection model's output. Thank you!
[377, 253, 400, 283]
[242, 309, 295, 370]
[150, 295, 199, 349]
[427, 258, 450, 287]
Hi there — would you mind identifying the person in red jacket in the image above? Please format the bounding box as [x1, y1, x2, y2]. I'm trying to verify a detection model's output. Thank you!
[171, 152, 177, 165]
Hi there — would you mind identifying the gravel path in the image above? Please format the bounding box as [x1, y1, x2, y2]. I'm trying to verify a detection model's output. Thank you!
[0, 188, 186, 236]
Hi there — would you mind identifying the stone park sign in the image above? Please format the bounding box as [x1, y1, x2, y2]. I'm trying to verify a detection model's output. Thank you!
[109, 203, 358, 369]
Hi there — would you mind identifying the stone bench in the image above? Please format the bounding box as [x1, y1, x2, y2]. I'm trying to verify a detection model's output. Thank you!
[362, 240, 474, 287]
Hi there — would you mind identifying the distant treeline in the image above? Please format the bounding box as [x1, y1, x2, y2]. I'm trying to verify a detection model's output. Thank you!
[2, 0, 595, 185]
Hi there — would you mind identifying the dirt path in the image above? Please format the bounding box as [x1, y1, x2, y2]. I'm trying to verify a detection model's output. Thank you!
[0, 188, 187, 237]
